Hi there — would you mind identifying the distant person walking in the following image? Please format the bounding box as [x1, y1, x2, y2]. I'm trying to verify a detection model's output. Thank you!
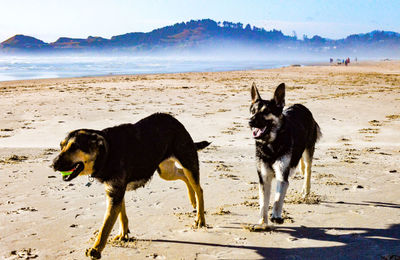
[345, 57, 350, 66]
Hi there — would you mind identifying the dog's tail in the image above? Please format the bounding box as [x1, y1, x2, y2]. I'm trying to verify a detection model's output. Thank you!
[195, 141, 211, 151]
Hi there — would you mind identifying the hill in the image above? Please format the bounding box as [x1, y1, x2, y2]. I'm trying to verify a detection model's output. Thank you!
[1, 34, 50, 50]
[1, 19, 399, 56]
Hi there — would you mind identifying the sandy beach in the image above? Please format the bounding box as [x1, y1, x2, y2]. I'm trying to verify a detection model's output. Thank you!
[1, 60, 399, 259]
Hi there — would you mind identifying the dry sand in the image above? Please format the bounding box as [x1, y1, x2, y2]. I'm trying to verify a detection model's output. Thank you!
[0, 60, 399, 259]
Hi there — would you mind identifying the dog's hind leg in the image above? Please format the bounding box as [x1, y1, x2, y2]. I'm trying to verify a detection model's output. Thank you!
[300, 158, 306, 176]
[301, 147, 314, 197]
[172, 138, 205, 228]
[113, 198, 130, 241]
[182, 167, 205, 228]
[158, 158, 197, 209]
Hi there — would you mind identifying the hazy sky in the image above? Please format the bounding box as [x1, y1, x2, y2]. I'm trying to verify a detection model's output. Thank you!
[0, 0, 399, 42]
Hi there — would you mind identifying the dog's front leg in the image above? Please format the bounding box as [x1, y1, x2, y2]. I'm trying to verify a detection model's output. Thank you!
[270, 179, 289, 224]
[271, 156, 295, 224]
[271, 165, 296, 224]
[257, 162, 274, 225]
[113, 198, 130, 241]
[86, 194, 122, 259]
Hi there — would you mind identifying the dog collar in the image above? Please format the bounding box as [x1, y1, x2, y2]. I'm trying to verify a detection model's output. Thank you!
[85, 176, 95, 187]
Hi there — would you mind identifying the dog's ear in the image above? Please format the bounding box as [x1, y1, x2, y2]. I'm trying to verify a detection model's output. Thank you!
[90, 133, 107, 149]
[273, 83, 285, 108]
[251, 82, 261, 103]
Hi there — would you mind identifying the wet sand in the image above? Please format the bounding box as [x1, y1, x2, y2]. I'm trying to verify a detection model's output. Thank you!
[1, 60, 400, 259]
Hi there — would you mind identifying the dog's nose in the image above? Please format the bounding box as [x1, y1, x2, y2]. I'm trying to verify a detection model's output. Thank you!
[51, 155, 61, 170]
[249, 117, 256, 127]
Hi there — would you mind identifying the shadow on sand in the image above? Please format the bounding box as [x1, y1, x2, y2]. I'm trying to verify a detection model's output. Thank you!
[150, 223, 400, 259]
[323, 200, 400, 209]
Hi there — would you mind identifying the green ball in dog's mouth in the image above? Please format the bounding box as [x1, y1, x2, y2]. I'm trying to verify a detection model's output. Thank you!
[60, 170, 74, 176]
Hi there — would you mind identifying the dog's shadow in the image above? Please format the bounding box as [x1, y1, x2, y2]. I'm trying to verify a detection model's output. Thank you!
[107, 200, 400, 258]
[149, 223, 400, 259]
[108, 223, 400, 259]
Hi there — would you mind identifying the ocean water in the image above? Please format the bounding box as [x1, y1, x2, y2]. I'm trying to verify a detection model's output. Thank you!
[0, 55, 294, 81]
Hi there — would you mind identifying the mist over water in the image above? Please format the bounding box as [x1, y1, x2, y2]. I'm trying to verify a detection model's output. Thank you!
[0, 49, 328, 81]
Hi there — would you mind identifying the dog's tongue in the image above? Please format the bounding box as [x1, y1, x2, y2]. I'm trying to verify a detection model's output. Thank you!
[252, 127, 265, 138]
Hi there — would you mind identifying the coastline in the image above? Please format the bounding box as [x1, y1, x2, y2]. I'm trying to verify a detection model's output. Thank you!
[0, 55, 297, 82]
[1, 60, 400, 259]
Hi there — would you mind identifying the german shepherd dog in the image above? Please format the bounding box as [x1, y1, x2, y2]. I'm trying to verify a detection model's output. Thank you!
[249, 83, 321, 226]
[52, 113, 210, 259]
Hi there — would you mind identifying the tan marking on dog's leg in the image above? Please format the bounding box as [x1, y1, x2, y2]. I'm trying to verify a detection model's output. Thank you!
[113, 198, 129, 241]
[300, 158, 305, 175]
[301, 151, 312, 197]
[90, 195, 121, 255]
[183, 178, 197, 209]
[182, 168, 205, 228]
[158, 158, 196, 208]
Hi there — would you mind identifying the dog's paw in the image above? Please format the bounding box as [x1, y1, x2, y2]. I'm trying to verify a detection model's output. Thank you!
[192, 218, 206, 229]
[301, 189, 310, 198]
[270, 217, 284, 224]
[113, 233, 129, 241]
[85, 248, 101, 259]
[258, 217, 267, 225]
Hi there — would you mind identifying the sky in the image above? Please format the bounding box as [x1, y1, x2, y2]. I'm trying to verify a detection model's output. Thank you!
[0, 0, 399, 43]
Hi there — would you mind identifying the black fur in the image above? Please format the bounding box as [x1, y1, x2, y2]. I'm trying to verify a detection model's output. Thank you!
[53, 113, 209, 203]
[53, 113, 210, 258]
[254, 103, 320, 181]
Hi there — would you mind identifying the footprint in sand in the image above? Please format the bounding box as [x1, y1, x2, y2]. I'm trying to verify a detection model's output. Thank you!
[0, 128, 14, 138]
[211, 207, 231, 216]
[326, 146, 360, 164]
[359, 127, 380, 142]
[220, 121, 243, 135]
[360, 114, 399, 142]
[8, 248, 38, 259]
[0, 155, 29, 164]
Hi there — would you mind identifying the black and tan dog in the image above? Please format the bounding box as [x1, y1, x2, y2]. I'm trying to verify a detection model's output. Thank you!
[52, 113, 209, 259]
[249, 83, 321, 227]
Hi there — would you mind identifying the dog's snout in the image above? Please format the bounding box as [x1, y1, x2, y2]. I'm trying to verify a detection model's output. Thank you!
[52, 154, 62, 170]
[249, 120, 255, 128]
[249, 114, 262, 127]
[52, 157, 58, 170]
